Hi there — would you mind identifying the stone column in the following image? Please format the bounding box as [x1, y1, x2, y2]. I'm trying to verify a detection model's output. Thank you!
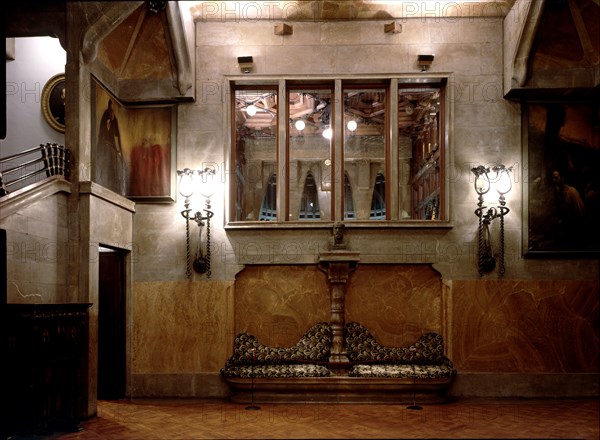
[318, 251, 359, 365]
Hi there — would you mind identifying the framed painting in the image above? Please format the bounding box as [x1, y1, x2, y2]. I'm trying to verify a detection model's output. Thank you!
[523, 101, 600, 256]
[92, 79, 176, 202]
[41, 73, 66, 133]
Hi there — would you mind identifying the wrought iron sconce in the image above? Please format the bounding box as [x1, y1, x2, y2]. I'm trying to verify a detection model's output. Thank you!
[471, 164, 512, 276]
[177, 167, 215, 279]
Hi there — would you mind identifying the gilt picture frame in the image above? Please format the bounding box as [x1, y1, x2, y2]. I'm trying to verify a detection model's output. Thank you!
[92, 79, 176, 203]
[522, 101, 600, 257]
[41, 73, 66, 133]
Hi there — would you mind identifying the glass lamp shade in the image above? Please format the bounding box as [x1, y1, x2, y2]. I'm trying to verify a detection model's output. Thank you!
[496, 166, 512, 195]
[246, 104, 257, 116]
[322, 127, 333, 140]
[178, 169, 195, 199]
[474, 172, 490, 195]
[347, 120, 358, 132]
[294, 120, 306, 131]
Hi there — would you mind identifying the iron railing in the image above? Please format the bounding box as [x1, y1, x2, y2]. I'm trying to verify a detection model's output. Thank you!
[0, 143, 71, 197]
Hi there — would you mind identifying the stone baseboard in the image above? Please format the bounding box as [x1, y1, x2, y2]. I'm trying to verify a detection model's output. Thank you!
[129, 372, 599, 400]
[450, 373, 599, 398]
[130, 373, 230, 398]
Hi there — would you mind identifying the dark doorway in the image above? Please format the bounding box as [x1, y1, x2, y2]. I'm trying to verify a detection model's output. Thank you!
[98, 246, 126, 400]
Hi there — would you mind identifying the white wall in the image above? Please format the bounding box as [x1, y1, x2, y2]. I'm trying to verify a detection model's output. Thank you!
[2, 37, 66, 158]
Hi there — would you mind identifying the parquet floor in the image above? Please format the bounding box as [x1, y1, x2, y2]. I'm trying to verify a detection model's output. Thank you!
[51, 398, 598, 439]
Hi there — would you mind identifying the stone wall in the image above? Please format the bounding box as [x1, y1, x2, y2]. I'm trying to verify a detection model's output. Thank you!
[126, 17, 599, 397]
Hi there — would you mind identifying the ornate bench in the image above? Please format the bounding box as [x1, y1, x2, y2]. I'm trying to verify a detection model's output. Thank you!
[221, 322, 456, 403]
[221, 322, 332, 379]
[345, 322, 456, 380]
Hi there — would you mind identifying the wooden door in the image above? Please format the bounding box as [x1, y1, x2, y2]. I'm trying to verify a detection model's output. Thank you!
[98, 248, 126, 400]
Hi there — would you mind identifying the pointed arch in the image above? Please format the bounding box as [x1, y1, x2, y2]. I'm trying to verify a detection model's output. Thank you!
[259, 173, 277, 221]
[299, 171, 320, 220]
[370, 172, 386, 219]
[344, 171, 355, 220]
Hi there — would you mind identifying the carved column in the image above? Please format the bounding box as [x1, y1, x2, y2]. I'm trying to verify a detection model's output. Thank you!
[318, 251, 359, 365]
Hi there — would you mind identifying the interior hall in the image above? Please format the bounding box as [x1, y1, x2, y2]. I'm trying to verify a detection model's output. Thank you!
[1, 1, 598, 439]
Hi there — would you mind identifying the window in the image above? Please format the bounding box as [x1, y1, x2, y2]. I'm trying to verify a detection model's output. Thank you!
[230, 78, 447, 225]
[233, 86, 277, 221]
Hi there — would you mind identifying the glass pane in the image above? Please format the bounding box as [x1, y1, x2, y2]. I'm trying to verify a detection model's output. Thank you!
[233, 87, 278, 221]
[343, 89, 387, 220]
[299, 171, 320, 219]
[398, 86, 443, 220]
[370, 172, 386, 219]
[288, 89, 332, 221]
[343, 171, 355, 220]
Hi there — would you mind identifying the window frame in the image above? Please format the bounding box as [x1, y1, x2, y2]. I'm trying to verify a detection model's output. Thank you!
[225, 75, 453, 230]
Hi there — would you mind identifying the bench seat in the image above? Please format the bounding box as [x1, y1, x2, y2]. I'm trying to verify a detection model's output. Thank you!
[221, 321, 456, 403]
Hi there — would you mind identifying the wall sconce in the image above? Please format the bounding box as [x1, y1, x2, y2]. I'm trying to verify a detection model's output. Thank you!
[471, 164, 512, 276]
[238, 56, 254, 74]
[417, 54, 435, 72]
[177, 167, 215, 279]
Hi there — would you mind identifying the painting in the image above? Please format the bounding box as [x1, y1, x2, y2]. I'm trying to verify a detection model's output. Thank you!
[523, 101, 600, 256]
[92, 80, 176, 202]
[41, 73, 66, 133]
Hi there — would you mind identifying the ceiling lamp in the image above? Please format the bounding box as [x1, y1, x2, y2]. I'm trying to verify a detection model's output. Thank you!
[246, 105, 257, 116]
[322, 127, 333, 140]
[294, 120, 306, 131]
[347, 120, 358, 132]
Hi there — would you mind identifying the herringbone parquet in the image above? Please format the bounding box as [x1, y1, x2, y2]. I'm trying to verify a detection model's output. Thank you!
[52, 398, 597, 440]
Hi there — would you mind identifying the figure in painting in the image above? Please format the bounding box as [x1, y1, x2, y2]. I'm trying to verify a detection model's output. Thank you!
[96, 99, 127, 195]
[129, 134, 170, 197]
[551, 170, 586, 247]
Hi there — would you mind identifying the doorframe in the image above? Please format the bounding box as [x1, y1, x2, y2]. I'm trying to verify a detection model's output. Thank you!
[98, 244, 132, 399]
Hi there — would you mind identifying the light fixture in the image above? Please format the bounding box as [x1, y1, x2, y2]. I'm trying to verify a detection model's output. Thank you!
[294, 119, 306, 131]
[177, 167, 216, 279]
[346, 120, 358, 132]
[246, 104, 258, 116]
[417, 54, 435, 72]
[238, 56, 254, 74]
[471, 164, 512, 276]
[322, 127, 333, 140]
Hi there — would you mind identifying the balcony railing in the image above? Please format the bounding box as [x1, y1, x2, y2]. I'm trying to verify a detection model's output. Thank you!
[0, 143, 71, 197]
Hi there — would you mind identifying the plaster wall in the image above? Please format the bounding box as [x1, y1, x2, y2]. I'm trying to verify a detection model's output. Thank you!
[1, 37, 66, 192]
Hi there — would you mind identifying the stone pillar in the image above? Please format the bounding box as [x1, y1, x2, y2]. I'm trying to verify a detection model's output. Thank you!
[318, 251, 359, 365]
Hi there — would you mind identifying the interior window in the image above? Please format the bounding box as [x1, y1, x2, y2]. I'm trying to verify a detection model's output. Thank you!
[398, 84, 444, 220]
[233, 86, 278, 221]
[288, 88, 332, 221]
[343, 88, 387, 221]
[230, 78, 447, 225]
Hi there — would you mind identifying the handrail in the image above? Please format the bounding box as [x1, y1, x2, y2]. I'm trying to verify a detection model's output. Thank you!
[0, 143, 71, 197]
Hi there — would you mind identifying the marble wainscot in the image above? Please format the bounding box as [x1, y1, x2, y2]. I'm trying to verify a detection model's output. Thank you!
[221, 239, 456, 404]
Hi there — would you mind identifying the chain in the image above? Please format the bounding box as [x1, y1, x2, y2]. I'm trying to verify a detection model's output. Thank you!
[205, 210, 211, 279]
[499, 213, 505, 276]
[184, 214, 192, 279]
[477, 196, 485, 276]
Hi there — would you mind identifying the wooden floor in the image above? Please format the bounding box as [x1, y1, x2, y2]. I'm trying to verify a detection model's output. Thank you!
[49, 397, 598, 439]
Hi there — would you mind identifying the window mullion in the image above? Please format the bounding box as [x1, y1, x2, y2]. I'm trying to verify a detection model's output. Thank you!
[278, 79, 288, 221]
[333, 79, 343, 222]
[389, 79, 399, 221]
